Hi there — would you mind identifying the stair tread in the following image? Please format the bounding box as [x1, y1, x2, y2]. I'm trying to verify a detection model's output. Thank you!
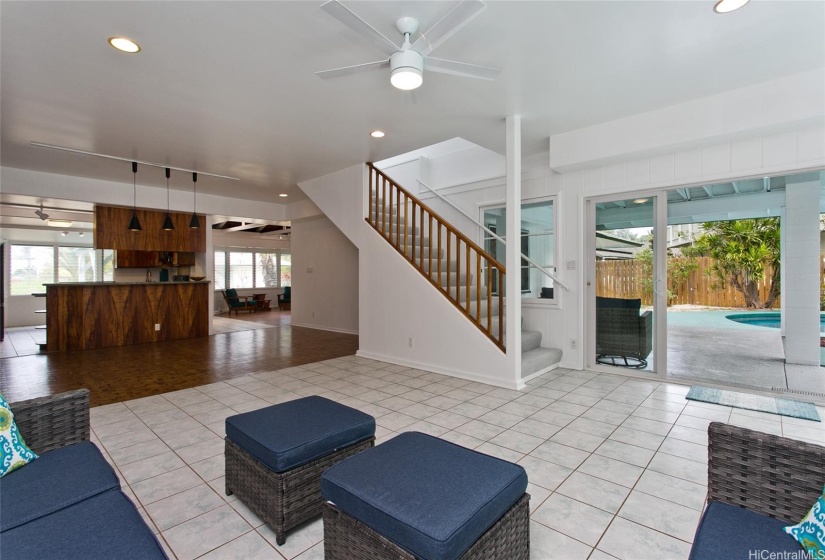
[521, 347, 563, 377]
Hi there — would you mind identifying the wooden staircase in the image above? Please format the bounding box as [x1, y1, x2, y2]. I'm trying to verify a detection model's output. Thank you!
[367, 163, 564, 379]
[367, 163, 506, 350]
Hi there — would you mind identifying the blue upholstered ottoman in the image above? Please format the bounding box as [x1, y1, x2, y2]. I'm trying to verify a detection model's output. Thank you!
[224, 396, 375, 545]
[320, 432, 530, 560]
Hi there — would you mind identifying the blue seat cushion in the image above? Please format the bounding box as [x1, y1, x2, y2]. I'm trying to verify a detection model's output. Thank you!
[689, 501, 804, 560]
[2, 488, 167, 559]
[321, 431, 528, 560]
[0, 441, 119, 532]
[225, 396, 375, 473]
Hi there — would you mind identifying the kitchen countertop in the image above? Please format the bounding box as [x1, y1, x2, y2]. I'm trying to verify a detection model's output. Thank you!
[43, 281, 211, 286]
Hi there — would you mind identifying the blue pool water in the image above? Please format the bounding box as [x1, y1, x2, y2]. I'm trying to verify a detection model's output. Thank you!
[726, 312, 825, 331]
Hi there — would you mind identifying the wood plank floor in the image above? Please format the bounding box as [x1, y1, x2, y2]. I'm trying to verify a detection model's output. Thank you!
[0, 312, 358, 406]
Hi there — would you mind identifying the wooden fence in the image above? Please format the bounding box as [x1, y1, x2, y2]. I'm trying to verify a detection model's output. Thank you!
[596, 256, 781, 308]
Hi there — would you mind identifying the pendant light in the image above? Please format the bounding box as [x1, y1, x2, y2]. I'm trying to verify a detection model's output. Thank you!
[189, 172, 200, 229]
[162, 167, 175, 231]
[128, 162, 142, 231]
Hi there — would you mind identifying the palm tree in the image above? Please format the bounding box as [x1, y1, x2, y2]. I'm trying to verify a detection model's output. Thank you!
[685, 218, 780, 308]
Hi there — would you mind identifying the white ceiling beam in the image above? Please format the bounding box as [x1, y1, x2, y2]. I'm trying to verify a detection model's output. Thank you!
[702, 185, 714, 197]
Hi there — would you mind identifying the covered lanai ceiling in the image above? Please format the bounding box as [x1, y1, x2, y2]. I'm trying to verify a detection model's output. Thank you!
[1, 1, 823, 204]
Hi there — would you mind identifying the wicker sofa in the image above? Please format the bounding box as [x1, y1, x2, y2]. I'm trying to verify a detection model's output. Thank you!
[595, 296, 653, 368]
[0, 389, 167, 560]
[689, 422, 825, 559]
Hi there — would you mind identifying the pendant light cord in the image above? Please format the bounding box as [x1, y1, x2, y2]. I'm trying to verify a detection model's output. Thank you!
[166, 167, 171, 212]
[193, 172, 197, 212]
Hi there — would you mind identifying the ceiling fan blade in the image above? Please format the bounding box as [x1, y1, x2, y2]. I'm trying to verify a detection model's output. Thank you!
[411, 0, 486, 56]
[321, 0, 399, 56]
[315, 59, 390, 80]
[425, 57, 500, 80]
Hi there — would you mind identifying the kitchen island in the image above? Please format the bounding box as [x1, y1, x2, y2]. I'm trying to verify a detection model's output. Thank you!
[45, 281, 210, 352]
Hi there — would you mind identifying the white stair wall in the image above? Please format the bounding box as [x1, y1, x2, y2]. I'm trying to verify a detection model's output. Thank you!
[298, 165, 514, 388]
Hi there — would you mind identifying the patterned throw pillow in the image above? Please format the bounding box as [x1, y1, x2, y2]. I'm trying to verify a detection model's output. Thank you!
[0, 393, 38, 477]
[784, 486, 825, 556]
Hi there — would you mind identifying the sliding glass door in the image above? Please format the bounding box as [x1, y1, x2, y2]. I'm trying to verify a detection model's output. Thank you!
[587, 194, 666, 375]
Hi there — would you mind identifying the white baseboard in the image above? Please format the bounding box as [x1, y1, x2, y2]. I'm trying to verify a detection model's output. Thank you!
[521, 363, 560, 384]
[356, 350, 522, 390]
[290, 321, 359, 335]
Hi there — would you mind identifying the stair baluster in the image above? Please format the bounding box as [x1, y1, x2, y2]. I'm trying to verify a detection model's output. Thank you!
[366, 163, 506, 351]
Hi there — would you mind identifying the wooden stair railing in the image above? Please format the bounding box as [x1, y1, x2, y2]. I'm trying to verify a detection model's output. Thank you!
[367, 163, 506, 351]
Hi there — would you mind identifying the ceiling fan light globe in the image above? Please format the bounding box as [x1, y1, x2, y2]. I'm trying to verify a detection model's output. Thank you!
[390, 49, 424, 90]
[391, 68, 423, 90]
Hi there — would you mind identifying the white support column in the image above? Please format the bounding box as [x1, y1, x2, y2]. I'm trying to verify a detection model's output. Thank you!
[506, 115, 522, 386]
[205, 214, 215, 335]
[783, 172, 821, 365]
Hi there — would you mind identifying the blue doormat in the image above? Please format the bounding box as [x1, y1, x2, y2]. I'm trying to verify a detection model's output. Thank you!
[687, 386, 821, 422]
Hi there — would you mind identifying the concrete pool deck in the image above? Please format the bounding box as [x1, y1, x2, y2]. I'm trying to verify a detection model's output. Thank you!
[631, 309, 825, 395]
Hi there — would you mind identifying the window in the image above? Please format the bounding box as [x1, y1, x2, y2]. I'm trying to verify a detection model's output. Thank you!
[102, 250, 114, 282]
[280, 252, 291, 287]
[9, 245, 54, 295]
[229, 252, 254, 289]
[213, 249, 290, 289]
[480, 198, 556, 300]
[58, 247, 97, 283]
[255, 252, 278, 288]
[9, 244, 112, 295]
[214, 251, 226, 290]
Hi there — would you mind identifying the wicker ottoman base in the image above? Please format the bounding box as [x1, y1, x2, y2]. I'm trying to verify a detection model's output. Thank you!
[323, 492, 530, 560]
[225, 436, 374, 545]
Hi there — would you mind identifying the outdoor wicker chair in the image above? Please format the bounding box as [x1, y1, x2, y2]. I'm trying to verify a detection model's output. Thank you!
[9, 389, 90, 453]
[595, 296, 653, 368]
[689, 422, 825, 559]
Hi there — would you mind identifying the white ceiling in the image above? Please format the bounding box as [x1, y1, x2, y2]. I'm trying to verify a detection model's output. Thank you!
[1, 1, 823, 205]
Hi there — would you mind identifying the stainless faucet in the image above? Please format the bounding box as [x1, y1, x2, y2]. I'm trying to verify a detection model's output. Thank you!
[146, 269, 152, 282]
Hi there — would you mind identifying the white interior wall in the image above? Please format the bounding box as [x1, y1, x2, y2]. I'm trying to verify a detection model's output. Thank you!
[290, 215, 359, 335]
[550, 69, 825, 171]
[298, 165, 514, 388]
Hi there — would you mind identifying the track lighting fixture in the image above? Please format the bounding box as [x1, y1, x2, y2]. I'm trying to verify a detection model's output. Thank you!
[162, 167, 175, 231]
[128, 162, 142, 231]
[189, 172, 200, 229]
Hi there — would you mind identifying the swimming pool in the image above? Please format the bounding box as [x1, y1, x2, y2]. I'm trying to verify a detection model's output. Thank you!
[726, 311, 825, 331]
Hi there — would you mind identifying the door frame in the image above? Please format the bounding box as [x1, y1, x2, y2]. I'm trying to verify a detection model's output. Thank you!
[585, 190, 668, 377]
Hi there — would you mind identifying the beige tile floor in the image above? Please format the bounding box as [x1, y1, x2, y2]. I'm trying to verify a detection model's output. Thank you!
[89, 356, 825, 560]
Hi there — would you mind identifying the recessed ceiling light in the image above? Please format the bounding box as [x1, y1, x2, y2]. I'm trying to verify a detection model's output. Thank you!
[48, 219, 73, 227]
[633, 198, 649, 205]
[713, 0, 750, 13]
[61, 231, 68, 236]
[108, 37, 141, 53]
[370, 130, 386, 138]
[279, 193, 288, 198]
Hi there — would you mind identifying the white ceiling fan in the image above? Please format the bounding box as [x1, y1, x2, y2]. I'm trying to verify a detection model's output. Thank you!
[316, 0, 500, 91]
